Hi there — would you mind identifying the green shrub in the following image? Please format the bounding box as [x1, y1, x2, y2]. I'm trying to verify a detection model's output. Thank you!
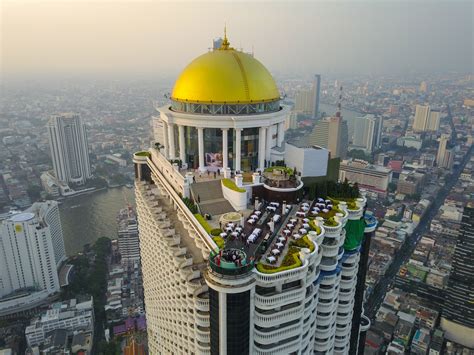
[264, 166, 294, 176]
[194, 214, 212, 234]
[324, 217, 339, 227]
[290, 235, 315, 252]
[221, 178, 245, 193]
[210, 228, 223, 236]
[212, 236, 225, 249]
[182, 197, 198, 214]
[134, 151, 150, 157]
[308, 220, 322, 235]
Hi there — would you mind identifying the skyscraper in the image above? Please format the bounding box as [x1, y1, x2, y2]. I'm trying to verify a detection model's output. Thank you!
[0, 207, 62, 316]
[27, 201, 66, 267]
[351, 114, 383, 153]
[47, 113, 91, 185]
[312, 74, 321, 118]
[436, 134, 454, 169]
[136, 33, 372, 354]
[117, 206, 140, 265]
[413, 105, 440, 132]
[427, 110, 441, 132]
[295, 89, 314, 115]
[307, 116, 348, 158]
[413, 105, 431, 132]
[441, 204, 474, 348]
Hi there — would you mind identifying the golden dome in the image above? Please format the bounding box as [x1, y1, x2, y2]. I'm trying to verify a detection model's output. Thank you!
[171, 43, 280, 104]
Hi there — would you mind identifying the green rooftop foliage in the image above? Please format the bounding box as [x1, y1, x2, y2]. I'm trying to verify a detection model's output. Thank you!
[183, 197, 198, 214]
[134, 151, 150, 157]
[264, 166, 294, 176]
[221, 178, 246, 193]
[256, 246, 302, 274]
[212, 236, 225, 250]
[194, 213, 212, 234]
[308, 219, 322, 235]
[290, 235, 315, 252]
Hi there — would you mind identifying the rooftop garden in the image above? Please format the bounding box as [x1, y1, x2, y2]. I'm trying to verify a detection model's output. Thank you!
[222, 178, 246, 193]
[290, 235, 315, 252]
[264, 166, 295, 176]
[308, 219, 322, 235]
[256, 246, 302, 274]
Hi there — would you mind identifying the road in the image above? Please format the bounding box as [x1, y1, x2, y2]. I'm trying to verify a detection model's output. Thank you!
[365, 145, 473, 319]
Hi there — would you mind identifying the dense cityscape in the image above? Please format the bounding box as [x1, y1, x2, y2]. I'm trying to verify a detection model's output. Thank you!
[1, 2, 473, 354]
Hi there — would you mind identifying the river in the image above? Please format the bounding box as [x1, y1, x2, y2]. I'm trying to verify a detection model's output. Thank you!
[59, 187, 136, 255]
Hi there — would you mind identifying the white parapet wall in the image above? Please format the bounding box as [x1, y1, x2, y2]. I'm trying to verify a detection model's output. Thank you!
[221, 181, 247, 211]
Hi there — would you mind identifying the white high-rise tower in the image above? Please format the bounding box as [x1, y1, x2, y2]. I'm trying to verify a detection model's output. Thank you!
[47, 113, 91, 185]
[136, 32, 374, 355]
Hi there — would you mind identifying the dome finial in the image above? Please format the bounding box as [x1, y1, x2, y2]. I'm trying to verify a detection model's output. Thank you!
[221, 23, 230, 50]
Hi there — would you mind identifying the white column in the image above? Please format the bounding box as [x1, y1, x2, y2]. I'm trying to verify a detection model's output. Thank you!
[277, 122, 285, 147]
[178, 125, 186, 163]
[198, 127, 206, 172]
[219, 292, 227, 355]
[265, 126, 272, 163]
[163, 121, 169, 158]
[258, 126, 266, 171]
[235, 128, 242, 172]
[222, 128, 228, 169]
[168, 122, 176, 159]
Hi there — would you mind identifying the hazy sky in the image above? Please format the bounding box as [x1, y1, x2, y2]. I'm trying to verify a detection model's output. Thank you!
[2, 1, 473, 78]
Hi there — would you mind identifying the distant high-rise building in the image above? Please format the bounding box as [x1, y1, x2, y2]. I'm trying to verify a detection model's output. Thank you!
[351, 115, 383, 153]
[117, 206, 140, 265]
[441, 204, 474, 348]
[413, 105, 431, 132]
[307, 116, 348, 158]
[427, 110, 441, 132]
[312, 74, 321, 118]
[47, 113, 91, 185]
[436, 134, 454, 169]
[0, 209, 62, 315]
[419, 81, 428, 93]
[286, 111, 298, 130]
[413, 105, 439, 132]
[28, 201, 66, 267]
[294, 89, 314, 115]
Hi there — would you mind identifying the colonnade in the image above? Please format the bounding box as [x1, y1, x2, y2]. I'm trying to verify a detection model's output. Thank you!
[162, 122, 285, 173]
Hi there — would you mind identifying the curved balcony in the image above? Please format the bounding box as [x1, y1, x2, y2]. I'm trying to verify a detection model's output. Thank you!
[318, 286, 336, 300]
[254, 304, 304, 328]
[314, 337, 333, 352]
[335, 323, 351, 336]
[254, 260, 308, 285]
[322, 222, 342, 238]
[320, 257, 338, 272]
[336, 310, 353, 324]
[316, 313, 334, 327]
[360, 314, 371, 332]
[255, 288, 305, 310]
[194, 297, 209, 312]
[196, 341, 211, 354]
[196, 327, 210, 343]
[254, 337, 301, 355]
[195, 312, 210, 327]
[254, 323, 301, 345]
[321, 241, 339, 258]
[339, 277, 355, 289]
